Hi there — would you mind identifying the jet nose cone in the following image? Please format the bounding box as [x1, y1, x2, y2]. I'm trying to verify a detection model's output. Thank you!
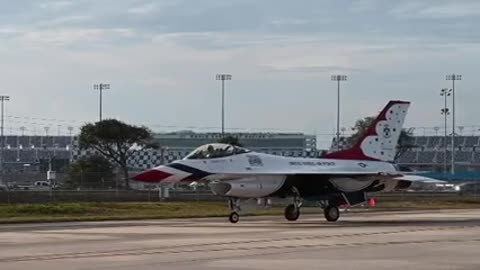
[133, 168, 173, 182]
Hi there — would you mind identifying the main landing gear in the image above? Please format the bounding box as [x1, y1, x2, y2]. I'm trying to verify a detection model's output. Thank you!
[323, 205, 340, 222]
[227, 196, 340, 223]
[228, 198, 241, 224]
[320, 200, 340, 222]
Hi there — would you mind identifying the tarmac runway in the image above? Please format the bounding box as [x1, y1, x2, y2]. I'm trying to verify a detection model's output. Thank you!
[1, 209, 480, 270]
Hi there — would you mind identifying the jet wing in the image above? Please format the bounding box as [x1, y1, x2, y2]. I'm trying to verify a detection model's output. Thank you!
[203, 171, 403, 182]
[224, 170, 403, 177]
[393, 175, 446, 183]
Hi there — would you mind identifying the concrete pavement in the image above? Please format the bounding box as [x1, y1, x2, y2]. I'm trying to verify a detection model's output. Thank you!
[1, 209, 480, 270]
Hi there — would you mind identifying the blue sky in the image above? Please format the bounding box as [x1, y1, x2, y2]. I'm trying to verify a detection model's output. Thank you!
[1, 0, 479, 146]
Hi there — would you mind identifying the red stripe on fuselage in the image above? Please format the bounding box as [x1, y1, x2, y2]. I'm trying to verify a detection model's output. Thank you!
[133, 169, 173, 182]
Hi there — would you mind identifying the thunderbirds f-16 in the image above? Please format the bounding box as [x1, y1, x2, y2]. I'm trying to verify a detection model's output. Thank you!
[135, 100, 437, 223]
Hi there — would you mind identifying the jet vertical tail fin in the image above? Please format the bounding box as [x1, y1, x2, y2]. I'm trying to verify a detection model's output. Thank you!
[325, 100, 411, 162]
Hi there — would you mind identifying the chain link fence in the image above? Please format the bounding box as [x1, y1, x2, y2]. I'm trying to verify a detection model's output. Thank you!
[1, 189, 480, 205]
[1, 171, 480, 204]
[0, 189, 224, 204]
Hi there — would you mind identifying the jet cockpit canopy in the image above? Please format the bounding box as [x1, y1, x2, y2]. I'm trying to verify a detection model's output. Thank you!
[184, 143, 250, 160]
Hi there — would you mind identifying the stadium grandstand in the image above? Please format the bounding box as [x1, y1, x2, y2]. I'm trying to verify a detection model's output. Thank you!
[0, 135, 73, 188]
[1, 132, 319, 173]
[5, 129, 480, 183]
[331, 134, 480, 180]
[2, 135, 73, 173]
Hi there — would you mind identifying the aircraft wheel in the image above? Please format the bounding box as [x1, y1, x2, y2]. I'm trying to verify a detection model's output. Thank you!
[324, 205, 340, 222]
[229, 212, 240, 223]
[284, 204, 300, 221]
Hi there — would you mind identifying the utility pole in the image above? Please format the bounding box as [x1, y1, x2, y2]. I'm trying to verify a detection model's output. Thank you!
[93, 83, 110, 121]
[446, 74, 462, 175]
[331, 75, 347, 151]
[215, 74, 232, 137]
[440, 88, 451, 176]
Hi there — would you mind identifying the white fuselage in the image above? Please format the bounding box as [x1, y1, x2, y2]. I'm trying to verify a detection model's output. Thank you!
[188, 152, 396, 177]
[139, 151, 401, 199]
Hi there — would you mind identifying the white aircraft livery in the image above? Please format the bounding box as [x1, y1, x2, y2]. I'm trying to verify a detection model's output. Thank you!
[135, 100, 437, 223]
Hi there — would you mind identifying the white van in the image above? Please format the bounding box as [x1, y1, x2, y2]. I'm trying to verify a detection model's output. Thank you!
[33, 181, 51, 189]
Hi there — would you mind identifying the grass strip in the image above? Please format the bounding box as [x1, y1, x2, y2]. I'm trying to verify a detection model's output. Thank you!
[0, 202, 282, 224]
[0, 200, 479, 224]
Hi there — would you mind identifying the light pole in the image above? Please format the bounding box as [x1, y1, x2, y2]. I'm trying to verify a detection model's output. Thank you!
[93, 83, 110, 121]
[440, 88, 451, 176]
[331, 75, 347, 151]
[67, 126, 74, 160]
[215, 74, 232, 137]
[0, 95, 9, 186]
[446, 74, 462, 175]
[67, 126, 74, 136]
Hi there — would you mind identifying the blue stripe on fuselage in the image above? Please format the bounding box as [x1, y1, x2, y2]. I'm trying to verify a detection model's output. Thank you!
[167, 163, 211, 179]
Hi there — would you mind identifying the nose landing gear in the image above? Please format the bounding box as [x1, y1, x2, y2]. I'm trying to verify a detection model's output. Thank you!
[228, 198, 241, 223]
[284, 187, 302, 221]
[229, 211, 240, 223]
[284, 204, 300, 221]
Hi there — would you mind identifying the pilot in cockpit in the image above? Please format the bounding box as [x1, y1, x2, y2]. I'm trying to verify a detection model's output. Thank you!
[206, 145, 215, 158]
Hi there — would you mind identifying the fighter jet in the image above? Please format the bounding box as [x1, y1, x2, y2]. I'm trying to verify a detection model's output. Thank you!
[135, 100, 434, 223]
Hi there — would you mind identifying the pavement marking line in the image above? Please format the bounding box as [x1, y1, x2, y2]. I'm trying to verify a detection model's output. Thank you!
[87, 238, 480, 269]
[1, 224, 479, 263]
[147, 238, 480, 266]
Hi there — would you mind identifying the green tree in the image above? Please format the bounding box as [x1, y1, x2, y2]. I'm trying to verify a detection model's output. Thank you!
[67, 155, 114, 189]
[347, 116, 376, 147]
[217, 135, 243, 147]
[347, 116, 415, 160]
[78, 119, 158, 188]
